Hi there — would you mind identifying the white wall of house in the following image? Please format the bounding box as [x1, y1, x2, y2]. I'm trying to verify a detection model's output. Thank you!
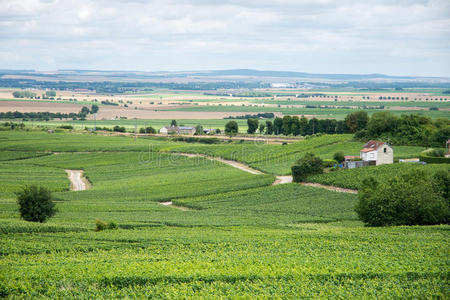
[376, 145, 394, 165]
[361, 151, 377, 162]
[159, 127, 168, 134]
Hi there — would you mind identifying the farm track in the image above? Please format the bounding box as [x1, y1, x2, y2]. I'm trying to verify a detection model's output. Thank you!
[169, 152, 357, 197]
[65, 170, 91, 191]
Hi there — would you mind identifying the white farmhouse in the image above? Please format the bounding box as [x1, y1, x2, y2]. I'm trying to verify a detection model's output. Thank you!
[360, 140, 393, 166]
[159, 126, 196, 135]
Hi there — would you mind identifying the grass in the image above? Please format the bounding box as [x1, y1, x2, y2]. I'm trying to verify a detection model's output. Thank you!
[0, 130, 448, 298]
[167, 134, 428, 175]
[165, 105, 450, 119]
[308, 163, 450, 190]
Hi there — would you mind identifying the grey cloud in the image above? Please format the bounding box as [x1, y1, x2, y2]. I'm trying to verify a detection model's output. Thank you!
[0, 0, 449, 76]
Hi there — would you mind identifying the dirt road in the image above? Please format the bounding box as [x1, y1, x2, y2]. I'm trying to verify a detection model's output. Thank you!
[65, 170, 90, 191]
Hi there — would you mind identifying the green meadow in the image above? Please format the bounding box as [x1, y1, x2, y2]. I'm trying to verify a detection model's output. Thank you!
[0, 131, 448, 298]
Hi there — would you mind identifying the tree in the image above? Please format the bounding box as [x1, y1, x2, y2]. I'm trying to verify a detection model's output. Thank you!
[344, 111, 369, 133]
[274, 117, 283, 135]
[291, 153, 324, 182]
[299, 116, 308, 136]
[333, 151, 345, 163]
[16, 185, 56, 223]
[366, 111, 397, 137]
[91, 104, 99, 114]
[113, 125, 126, 132]
[265, 121, 273, 135]
[247, 118, 259, 134]
[45, 90, 56, 97]
[259, 123, 266, 134]
[195, 124, 204, 135]
[171, 120, 177, 126]
[282, 116, 293, 135]
[355, 170, 449, 226]
[81, 106, 90, 115]
[225, 121, 238, 136]
[139, 126, 156, 134]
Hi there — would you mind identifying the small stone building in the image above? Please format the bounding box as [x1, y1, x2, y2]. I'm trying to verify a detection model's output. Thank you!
[360, 140, 393, 166]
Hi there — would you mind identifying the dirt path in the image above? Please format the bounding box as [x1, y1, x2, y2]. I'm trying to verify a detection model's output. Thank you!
[301, 182, 358, 194]
[173, 153, 264, 175]
[65, 170, 91, 191]
[160, 201, 190, 211]
[273, 176, 293, 185]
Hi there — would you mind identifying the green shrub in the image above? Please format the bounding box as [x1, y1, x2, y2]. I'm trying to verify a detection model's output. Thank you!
[95, 219, 118, 231]
[355, 170, 449, 226]
[16, 185, 56, 223]
[333, 151, 345, 163]
[323, 159, 338, 168]
[291, 153, 324, 182]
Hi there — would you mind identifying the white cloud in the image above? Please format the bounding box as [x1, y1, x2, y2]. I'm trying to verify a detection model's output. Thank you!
[0, 0, 449, 76]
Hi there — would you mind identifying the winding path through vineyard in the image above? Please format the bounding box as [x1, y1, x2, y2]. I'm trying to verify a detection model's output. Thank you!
[65, 170, 90, 191]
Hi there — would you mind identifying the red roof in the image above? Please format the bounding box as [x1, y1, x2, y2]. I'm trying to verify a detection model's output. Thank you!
[363, 140, 385, 150]
[344, 155, 359, 160]
[360, 148, 376, 153]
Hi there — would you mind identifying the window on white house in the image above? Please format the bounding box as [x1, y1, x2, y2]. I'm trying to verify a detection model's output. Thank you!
[384, 148, 387, 153]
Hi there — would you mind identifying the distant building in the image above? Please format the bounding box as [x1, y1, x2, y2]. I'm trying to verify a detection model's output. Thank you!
[203, 128, 216, 135]
[159, 126, 196, 135]
[360, 140, 393, 165]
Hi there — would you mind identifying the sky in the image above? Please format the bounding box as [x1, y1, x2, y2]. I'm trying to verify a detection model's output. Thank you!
[1, 0, 449, 77]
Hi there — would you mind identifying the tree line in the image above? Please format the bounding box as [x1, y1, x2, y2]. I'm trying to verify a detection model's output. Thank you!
[0, 105, 99, 121]
[224, 111, 449, 147]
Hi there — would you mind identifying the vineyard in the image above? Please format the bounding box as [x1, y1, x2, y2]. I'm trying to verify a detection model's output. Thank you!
[308, 163, 450, 190]
[0, 131, 448, 298]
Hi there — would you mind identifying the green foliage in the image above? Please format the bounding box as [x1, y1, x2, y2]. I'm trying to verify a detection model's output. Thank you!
[194, 124, 203, 135]
[0, 131, 448, 298]
[246, 118, 258, 134]
[333, 151, 345, 163]
[113, 125, 126, 132]
[362, 112, 450, 147]
[16, 185, 56, 223]
[139, 126, 156, 134]
[45, 90, 56, 97]
[344, 111, 368, 133]
[323, 159, 338, 168]
[291, 153, 324, 182]
[308, 163, 450, 190]
[12, 91, 36, 98]
[91, 104, 99, 114]
[95, 219, 118, 231]
[171, 120, 177, 126]
[356, 170, 449, 226]
[225, 121, 238, 136]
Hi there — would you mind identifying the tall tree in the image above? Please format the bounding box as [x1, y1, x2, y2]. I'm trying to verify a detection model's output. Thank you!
[265, 120, 274, 135]
[344, 111, 369, 133]
[247, 118, 259, 134]
[273, 117, 283, 135]
[225, 121, 239, 136]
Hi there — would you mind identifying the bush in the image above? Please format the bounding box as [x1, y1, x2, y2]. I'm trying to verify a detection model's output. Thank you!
[333, 151, 345, 163]
[16, 185, 56, 223]
[355, 170, 449, 226]
[139, 126, 156, 134]
[323, 159, 338, 168]
[291, 153, 324, 182]
[113, 125, 126, 133]
[58, 125, 73, 130]
[95, 219, 118, 231]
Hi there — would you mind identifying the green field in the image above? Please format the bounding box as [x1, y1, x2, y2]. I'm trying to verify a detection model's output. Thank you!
[308, 163, 450, 190]
[165, 105, 450, 119]
[0, 131, 448, 298]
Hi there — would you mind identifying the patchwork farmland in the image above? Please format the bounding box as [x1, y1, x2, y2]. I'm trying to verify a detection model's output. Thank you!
[0, 128, 448, 298]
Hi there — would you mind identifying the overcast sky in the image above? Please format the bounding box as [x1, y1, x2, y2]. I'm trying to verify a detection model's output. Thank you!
[1, 0, 449, 76]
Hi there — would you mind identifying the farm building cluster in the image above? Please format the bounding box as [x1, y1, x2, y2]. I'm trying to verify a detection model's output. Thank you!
[344, 140, 394, 169]
[159, 126, 216, 135]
